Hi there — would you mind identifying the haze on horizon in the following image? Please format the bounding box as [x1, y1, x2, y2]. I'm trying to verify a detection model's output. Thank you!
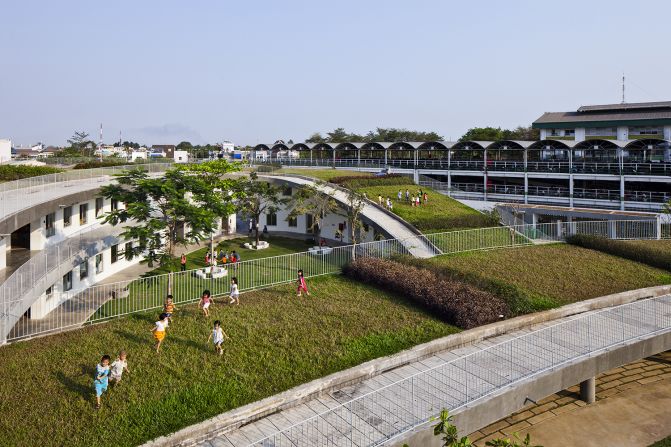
[1, 0, 670, 147]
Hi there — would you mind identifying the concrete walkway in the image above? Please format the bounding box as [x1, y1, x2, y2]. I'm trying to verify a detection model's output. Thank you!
[471, 351, 671, 445]
[189, 295, 671, 447]
[264, 175, 437, 258]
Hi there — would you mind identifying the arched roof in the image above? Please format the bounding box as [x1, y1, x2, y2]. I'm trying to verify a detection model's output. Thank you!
[312, 143, 334, 151]
[416, 141, 452, 150]
[452, 141, 488, 150]
[624, 138, 671, 150]
[253, 144, 271, 151]
[271, 143, 289, 152]
[486, 140, 532, 150]
[360, 142, 392, 150]
[290, 143, 310, 151]
[388, 142, 416, 151]
[334, 142, 364, 151]
[573, 139, 620, 150]
[527, 139, 573, 150]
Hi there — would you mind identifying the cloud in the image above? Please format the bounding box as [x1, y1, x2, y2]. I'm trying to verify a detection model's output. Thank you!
[127, 123, 204, 145]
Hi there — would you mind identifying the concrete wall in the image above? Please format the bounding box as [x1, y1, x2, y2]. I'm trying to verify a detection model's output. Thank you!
[0, 139, 10, 163]
[575, 127, 586, 142]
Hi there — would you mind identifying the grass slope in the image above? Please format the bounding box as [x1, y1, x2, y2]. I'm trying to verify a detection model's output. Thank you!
[0, 276, 458, 447]
[357, 184, 496, 231]
[420, 244, 671, 313]
[276, 168, 370, 181]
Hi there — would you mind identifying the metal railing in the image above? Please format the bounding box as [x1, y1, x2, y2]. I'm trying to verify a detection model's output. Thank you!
[0, 162, 173, 223]
[247, 294, 671, 446]
[2, 219, 667, 343]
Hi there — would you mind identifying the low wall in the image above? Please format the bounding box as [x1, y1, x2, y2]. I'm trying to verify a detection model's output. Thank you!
[142, 284, 671, 447]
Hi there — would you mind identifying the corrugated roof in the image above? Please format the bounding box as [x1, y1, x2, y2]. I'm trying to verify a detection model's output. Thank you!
[577, 101, 671, 112]
[533, 110, 671, 124]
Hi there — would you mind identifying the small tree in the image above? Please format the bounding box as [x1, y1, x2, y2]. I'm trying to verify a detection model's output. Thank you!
[101, 160, 240, 291]
[338, 189, 366, 259]
[664, 199, 671, 215]
[287, 181, 339, 244]
[234, 172, 290, 245]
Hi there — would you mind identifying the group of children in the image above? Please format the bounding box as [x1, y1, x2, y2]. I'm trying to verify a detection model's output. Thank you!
[400, 188, 428, 207]
[92, 270, 310, 409]
[205, 249, 241, 267]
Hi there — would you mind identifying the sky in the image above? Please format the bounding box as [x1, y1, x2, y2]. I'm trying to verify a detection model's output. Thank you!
[1, 0, 670, 147]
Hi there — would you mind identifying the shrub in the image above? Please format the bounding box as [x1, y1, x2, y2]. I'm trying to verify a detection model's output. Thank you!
[72, 160, 131, 169]
[567, 235, 671, 271]
[330, 173, 414, 188]
[0, 165, 62, 181]
[343, 258, 509, 329]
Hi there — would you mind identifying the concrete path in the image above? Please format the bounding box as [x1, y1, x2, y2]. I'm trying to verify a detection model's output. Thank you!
[192, 295, 671, 447]
[518, 377, 671, 447]
[264, 175, 437, 258]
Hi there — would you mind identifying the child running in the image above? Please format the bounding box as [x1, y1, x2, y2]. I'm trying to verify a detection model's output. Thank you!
[207, 320, 230, 355]
[93, 354, 111, 409]
[229, 277, 240, 305]
[297, 269, 310, 297]
[163, 295, 177, 323]
[151, 313, 169, 353]
[110, 351, 130, 384]
[199, 289, 213, 317]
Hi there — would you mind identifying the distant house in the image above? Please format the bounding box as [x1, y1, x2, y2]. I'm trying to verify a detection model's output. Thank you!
[151, 145, 175, 158]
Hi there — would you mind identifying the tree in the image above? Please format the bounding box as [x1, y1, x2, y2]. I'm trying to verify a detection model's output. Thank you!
[176, 141, 193, 151]
[459, 126, 539, 142]
[338, 189, 366, 259]
[100, 160, 240, 290]
[663, 199, 671, 215]
[234, 172, 290, 245]
[306, 132, 326, 143]
[288, 181, 339, 244]
[287, 139, 294, 145]
[67, 130, 97, 156]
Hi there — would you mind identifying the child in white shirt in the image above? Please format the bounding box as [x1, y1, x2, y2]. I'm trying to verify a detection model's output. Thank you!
[207, 320, 229, 355]
[110, 351, 130, 384]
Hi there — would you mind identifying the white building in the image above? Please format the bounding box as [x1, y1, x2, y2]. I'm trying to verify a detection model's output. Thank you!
[221, 141, 235, 153]
[0, 139, 10, 163]
[174, 150, 190, 163]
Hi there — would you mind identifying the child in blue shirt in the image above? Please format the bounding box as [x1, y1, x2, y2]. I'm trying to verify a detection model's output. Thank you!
[93, 354, 111, 409]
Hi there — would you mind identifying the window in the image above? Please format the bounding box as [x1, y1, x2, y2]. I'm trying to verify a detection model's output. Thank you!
[111, 245, 119, 264]
[79, 203, 88, 225]
[80, 259, 89, 280]
[111, 199, 119, 211]
[63, 206, 72, 227]
[95, 253, 104, 273]
[63, 271, 73, 292]
[45, 212, 56, 237]
[266, 212, 277, 226]
[288, 215, 298, 227]
[125, 242, 133, 261]
[95, 198, 104, 217]
[46, 285, 53, 300]
[564, 129, 575, 136]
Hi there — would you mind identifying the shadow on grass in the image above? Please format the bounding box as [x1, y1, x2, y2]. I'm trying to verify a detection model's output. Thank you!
[55, 370, 92, 398]
[171, 336, 210, 353]
[114, 329, 148, 345]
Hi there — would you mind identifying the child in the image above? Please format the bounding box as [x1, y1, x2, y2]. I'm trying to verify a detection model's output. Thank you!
[151, 313, 169, 353]
[207, 320, 230, 355]
[93, 354, 111, 409]
[163, 295, 177, 323]
[180, 254, 187, 271]
[110, 351, 130, 384]
[199, 289, 213, 317]
[229, 277, 240, 305]
[297, 269, 310, 297]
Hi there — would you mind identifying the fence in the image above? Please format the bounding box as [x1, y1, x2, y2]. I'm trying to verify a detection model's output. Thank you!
[0, 162, 173, 222]
[248, 294, 671, 446]
[2, 219, 667, 343]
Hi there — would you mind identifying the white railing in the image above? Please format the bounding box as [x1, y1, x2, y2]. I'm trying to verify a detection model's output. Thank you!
[2, 219, 667, 343]
[0, 162, 173, 222]
[248, 294, 671, 446]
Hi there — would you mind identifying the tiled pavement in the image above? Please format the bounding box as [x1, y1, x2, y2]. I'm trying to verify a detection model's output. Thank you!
[470, 351, 671, 446]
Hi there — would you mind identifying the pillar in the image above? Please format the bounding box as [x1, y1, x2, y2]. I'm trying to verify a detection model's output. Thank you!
[0, 236, 6, 270]
[357, 149, 361, 167]
[413, 170, 419, 184]
[580, 377, 596, 404]
[556, 219, 563, 239]
[620, 175, 625, 211]
[524, 173, 529, 204]
[657, 216, 662, 240]
[332, 149, 336, 168]
[483, 172, 488, 202]
[384, 149, 388, 166]
[569, 174, 574, 208]
[447, 172, 452, 197]
[30, 217, 46, 251]
[608, 220, 617, 239]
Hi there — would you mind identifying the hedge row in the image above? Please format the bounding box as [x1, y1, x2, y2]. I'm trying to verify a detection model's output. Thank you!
[413, 214, 499, 231]
[72, 160, 130, 169]
[343, 258, 509, 329]
[330, 174, 414, 188]
[0, 165, 62, 181]
[567, 234, 671, 271]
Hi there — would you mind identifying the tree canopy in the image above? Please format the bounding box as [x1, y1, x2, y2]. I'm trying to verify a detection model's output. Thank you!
[305, 127, 443, 143]
[233, 172, 290, 244]
[458, 126, 539, 142]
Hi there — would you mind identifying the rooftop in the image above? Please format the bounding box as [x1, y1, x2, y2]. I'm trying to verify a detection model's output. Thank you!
[533, 100, 671, 127]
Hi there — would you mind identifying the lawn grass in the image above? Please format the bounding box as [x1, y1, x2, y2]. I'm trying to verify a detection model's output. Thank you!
[356, 184, 497, 232]
[276, 168, 370, 181]
[0, 275, 459, 447]
[418, 244, 671, 314]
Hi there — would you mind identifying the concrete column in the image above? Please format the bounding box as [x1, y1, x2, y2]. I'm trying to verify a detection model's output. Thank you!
[617, 126, 628, 141]
[620, 176, 625, 211]
[332, 149, 336, 167]
[575, 127, 586, 142]
[664, 125, 671, 141]
[30, 217, 46, 250]
[556, 219, 563, 239]
[540, 129, 548, 140]
[657, 216, 662, 240]
[483, 172, 488, 202]
[524, 173, 529, 204]
[580, 377, 596, 404]
[413, 170, 419, 184]
[447, 172, 452, 197]
[608, 220, 617, 239]
[569, 174, 574, 207]
[357, 149, 360, 166]
[0, 236, 6, 270]
[384, 149, 388, 166]
[531, 213, 538, 229]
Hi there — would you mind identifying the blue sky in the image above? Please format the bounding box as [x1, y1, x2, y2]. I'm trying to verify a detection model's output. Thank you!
[1, 0, 670, 146]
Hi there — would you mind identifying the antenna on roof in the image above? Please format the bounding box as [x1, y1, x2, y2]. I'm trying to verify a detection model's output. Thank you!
[99, 123, 103, 146]
[621, 73, 626, 104]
